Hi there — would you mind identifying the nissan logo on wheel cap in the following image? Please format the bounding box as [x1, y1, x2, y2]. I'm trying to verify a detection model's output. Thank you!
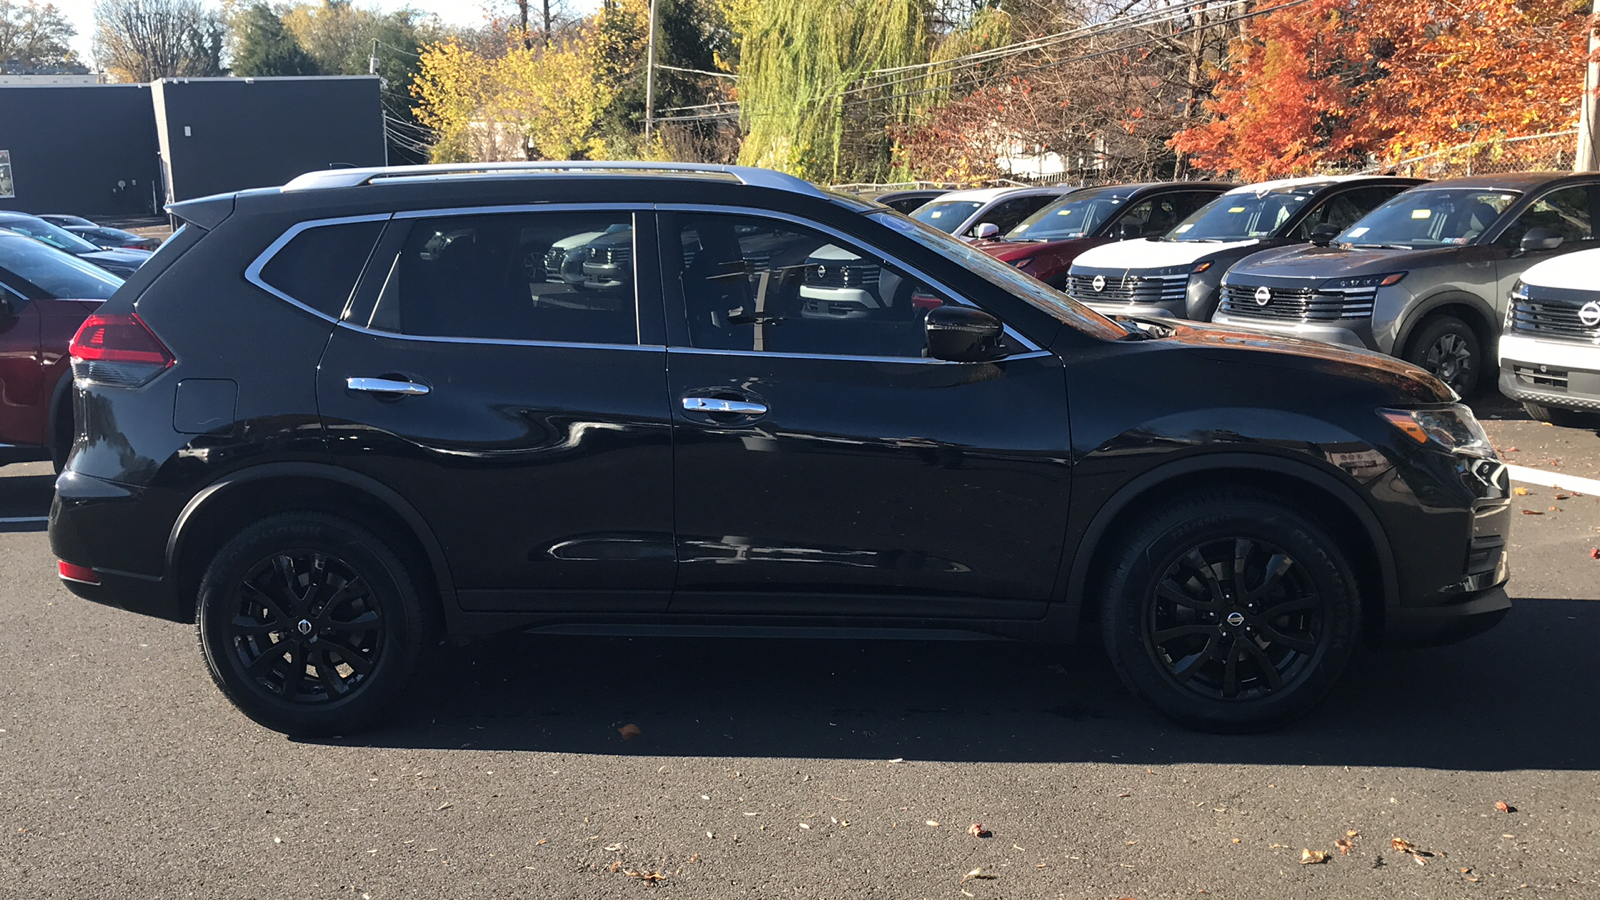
[1092, 275, 1106, 292]
[1580, 301, 1600, 328]
[1254, 286, 1272, 306]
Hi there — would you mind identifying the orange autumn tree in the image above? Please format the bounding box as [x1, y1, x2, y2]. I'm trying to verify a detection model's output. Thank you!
[1172, 0, 1591, 177]
[1169, 0, 1370, 180]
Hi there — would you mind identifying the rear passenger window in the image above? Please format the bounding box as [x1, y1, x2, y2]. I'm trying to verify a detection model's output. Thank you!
[257, 219, 385, 317]
[363, 212, 638, 345]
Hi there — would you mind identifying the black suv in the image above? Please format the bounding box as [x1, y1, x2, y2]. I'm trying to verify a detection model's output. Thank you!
[51, 162, 1512, 736]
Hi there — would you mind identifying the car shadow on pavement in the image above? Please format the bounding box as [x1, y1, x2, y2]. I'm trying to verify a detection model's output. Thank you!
[328, 596, 1600, 771]
[0, 471, 55, 520]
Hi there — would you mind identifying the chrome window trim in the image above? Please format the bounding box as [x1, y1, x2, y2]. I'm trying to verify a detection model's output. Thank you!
[243, 213, 394, 323]
[331, 321, 664, 352]
[390, 202, 645, 220]
[655, 203, 1045, 354]
[669, 346, 1053, 365]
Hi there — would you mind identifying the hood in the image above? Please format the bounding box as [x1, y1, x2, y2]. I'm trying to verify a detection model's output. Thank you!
[1140, 318, 1453, 404]
[80, 247, 152, 272]
[1522, 246, 1600, 291]
[1074, 236, 1262, 271]
[974, 235, 1101, 261]
[1228, 242, 1464, 282]
[552, 230, 605, 250]
[806, 243, 864, 263]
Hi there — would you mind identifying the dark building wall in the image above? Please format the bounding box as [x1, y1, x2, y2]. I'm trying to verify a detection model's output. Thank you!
[0, 84, 161, 217]
[153, 76, 385, 204]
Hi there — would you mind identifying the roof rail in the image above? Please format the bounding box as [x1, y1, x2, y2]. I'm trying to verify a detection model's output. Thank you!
[280, 161, 826, 197]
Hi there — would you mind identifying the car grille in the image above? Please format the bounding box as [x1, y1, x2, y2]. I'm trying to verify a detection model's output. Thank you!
[1512, 365, 1569, 391]
[1509, 288, 1600, 343]
[1218, 284, 1377, 322]
[544, 246, 568, 274]
[1066, 272, 1187, 306]
[806, 263, 880, 288]
[589, 245, 631, 266]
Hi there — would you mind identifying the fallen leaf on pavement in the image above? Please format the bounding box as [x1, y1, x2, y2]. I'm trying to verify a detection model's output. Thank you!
[960, 868, 982, 884]
[925, 820, 940, 827]
[1390, 838, 1415, 853]
[799, 823, 810, 830]
[1521, 510, 1544, 515]
[1496, 801, 1516, 813]
[1300, 849, 1329, 865]
[624, 868, 666, 883]
[1556, 494, 1570, 500]
[1591, 548, 1599, 560]
[1514, 487, 1530, 496]
[1335, 838, 1354, 855]
[436, 802, 451, 811]
[535, 838, 547, 846]
[1347, 830, 1360, 838]
[618, 723, 641, 740]
[967, 823, 990, 838]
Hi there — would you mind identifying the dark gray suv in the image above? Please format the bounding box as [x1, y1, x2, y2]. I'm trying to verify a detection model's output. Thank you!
[1215, 173, 1600, 395]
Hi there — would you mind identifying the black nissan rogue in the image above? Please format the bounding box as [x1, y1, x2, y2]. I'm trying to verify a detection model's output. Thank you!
[51, 162, 1512, 737]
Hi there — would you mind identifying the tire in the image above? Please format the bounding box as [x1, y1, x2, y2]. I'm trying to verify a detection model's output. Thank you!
[1404, 315, 1481, 397]
[1521, 401, 1600, 429]
[1099, 490, 1361, 733]
[195, 513, 433, 736]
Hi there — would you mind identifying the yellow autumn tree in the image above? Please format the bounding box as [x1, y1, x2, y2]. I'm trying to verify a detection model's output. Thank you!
[412, 31, 611, 163]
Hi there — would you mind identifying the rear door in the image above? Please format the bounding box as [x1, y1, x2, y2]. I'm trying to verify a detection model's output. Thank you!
[313, 207, 676, 613]
[659, 208, 1073, 619]
[0, 277, 42, 447]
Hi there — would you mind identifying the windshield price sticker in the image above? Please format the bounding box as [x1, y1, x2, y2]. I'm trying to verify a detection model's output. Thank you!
[1411, 209, 1433, 219]
[1347, 227, 1370, 238]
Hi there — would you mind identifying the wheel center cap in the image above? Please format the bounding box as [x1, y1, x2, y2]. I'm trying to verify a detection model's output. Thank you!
[296, 619, 313, 636]
[1225, 611, 1246, 627]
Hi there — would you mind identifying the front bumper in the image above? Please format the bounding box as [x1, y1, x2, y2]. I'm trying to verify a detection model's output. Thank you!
[1209, 314, 1377, 350]
[1382, 587, 1511, 647]
[1497, 333, 1600, 413]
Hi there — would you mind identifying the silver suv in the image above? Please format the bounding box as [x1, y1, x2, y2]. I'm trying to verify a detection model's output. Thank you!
[1216, 173, 1600, 395]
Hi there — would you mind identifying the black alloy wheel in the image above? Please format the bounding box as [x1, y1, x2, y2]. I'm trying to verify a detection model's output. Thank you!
[226, 550, 384, 704]
[1101, 490, 1360, 732]
[1406, 315, 1480, 396]
[1146, 538, 1323, 701]
[197, 514, 432, 736]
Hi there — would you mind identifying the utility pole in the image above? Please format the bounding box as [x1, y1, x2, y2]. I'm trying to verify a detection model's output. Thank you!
[643, 0, 660, 146]
[369, 39, 378, 75]
[1578, 0, 1599, 171]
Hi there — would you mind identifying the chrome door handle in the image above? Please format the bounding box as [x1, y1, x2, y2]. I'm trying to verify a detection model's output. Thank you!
[347, 376, 431, 396]
[682, 396, 767, 415]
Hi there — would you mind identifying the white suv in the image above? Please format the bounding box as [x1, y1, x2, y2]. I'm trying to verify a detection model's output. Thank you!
[1498, 246, 1600, 426]
[906, 186, 1076, 240]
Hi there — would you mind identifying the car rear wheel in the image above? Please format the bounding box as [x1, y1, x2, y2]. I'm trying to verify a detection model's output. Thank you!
[1100, 490, 1361, 732]
[1521, 401, 1600, 429]
[195, 513, 432, 736]
[1405, 315, 1481, 396]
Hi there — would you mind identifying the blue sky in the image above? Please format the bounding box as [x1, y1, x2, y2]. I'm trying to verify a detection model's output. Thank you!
[51, 1, 499, 66]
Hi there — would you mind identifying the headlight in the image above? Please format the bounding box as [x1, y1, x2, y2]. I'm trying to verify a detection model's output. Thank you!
[1324, 272, 1406, 290]
[1380, 405, 1495, 458]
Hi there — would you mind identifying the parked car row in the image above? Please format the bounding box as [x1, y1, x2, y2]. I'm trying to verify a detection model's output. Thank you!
[902, 173, 1597, 412]
[0, 212, 154, 277]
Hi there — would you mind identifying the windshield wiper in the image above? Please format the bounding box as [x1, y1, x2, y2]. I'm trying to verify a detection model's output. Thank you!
[1351, 243, 1411, 250]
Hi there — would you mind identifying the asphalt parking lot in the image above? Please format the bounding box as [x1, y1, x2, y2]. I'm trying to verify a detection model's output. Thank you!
[4, 402, 1599, 899]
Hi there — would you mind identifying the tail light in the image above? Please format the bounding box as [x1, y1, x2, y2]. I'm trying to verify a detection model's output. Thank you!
[911, 293, 944, 311]
[69, 313, 175, 387]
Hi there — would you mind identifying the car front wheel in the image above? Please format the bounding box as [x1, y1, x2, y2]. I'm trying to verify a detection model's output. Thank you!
[1405, 315, 1481, 396]
[1100, 490, 1361, 732]
[195, 513, 432, 736]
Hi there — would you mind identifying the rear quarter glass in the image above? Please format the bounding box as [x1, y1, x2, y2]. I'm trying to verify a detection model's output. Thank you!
[254, 219, 386, 318]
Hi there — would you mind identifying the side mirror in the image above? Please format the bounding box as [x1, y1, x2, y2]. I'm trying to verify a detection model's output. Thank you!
[1310, 223, 1340, 246]
[1520, 227, 1563, 254]
[1118, 221, 1143, 239]
[925, 305, 1005, 362]
[971, 222, 1000, 240]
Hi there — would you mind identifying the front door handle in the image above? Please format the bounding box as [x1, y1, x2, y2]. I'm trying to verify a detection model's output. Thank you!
[682, 396, 767, 415]
[347, 376, 431, 396]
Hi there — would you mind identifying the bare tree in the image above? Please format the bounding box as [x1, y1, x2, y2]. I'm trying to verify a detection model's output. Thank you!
[93, 0, 226, 82]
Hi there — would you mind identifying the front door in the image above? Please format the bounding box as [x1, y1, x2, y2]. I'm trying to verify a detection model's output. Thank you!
[316, 208, 675, 613]
[659, 210, 1073, 619]
[1492, 182, 1599, 312]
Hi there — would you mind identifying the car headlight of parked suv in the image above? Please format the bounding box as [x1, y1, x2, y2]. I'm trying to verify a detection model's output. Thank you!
[1380, 405, 1496, 458]
[1323, 272, 1407, 290]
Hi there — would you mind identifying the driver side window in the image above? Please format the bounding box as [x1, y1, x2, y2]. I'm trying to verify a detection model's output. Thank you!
[672, 213, 976, 359]
[1499, 186, 1595, 248]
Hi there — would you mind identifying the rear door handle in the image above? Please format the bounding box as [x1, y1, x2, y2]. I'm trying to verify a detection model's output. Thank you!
[347, 376, 431, 396]
[682, 396, 767, 415]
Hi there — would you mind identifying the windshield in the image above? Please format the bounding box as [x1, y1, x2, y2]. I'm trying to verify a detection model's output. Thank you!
[0, 216, 102, 254]
[1005, 187, 1134, 241]
[0, 234, 123, 299]
[909, 200, 983, 233]
[1169, 186, 1322, 242]
[869, 210, 1128, 340]
[1338, 188, 1520, 248]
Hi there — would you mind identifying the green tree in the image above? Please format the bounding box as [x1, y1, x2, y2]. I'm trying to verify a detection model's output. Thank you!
[587, 0, 731, 156]
[231, 3, 319, 76]
[0, 0, 78, 71]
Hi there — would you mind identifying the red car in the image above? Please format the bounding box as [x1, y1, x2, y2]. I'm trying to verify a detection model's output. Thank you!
[973, 182, 1235, 287]
[0, 231, 124, 470]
